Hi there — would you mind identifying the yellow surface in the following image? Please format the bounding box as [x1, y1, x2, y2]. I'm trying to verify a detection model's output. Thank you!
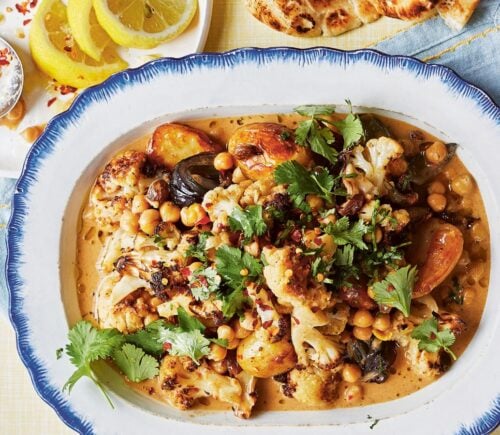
[0, 2, 494, 435]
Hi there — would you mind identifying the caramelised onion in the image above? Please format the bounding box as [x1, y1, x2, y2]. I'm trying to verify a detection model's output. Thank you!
[347, 339, 398, 384]
[170, 153, 221, 207]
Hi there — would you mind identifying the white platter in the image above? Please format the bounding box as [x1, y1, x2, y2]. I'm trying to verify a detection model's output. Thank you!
[6, 48, 500, 434]
[0, 0, 213, 178]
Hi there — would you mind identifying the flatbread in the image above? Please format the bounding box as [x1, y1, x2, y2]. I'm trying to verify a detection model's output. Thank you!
[437, 0, 480, 30]
[350, 0, 381, 23]
[369, 0, 439, 20]
[245, 0, 363, 37]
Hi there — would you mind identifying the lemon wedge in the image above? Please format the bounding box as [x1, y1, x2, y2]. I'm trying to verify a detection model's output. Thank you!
[67, 0, 114, 61]
[30, 0, 127, 88]
[92, 0, 198, 49]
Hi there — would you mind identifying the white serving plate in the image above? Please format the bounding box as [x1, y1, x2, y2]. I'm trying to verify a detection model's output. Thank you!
[0, 0, 213, 178]
[6, 48, 500, 435]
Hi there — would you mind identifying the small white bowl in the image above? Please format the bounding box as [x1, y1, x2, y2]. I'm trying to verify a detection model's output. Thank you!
[7, 48, 500, 435]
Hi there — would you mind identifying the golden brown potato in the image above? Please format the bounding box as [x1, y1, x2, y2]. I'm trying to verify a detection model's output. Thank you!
[228, 123, 311, 181]
[236, 327, 296, 378]
[411, 220, 464, 298]
[147, 123, 222, 169]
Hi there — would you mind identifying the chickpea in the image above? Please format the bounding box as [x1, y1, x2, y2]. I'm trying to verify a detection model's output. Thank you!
[180, 203, 207, 227]
[427, 193, 447, 212]
[364, 227, 383, 244]
[188, 261, 203, 273]
[226, 338, 240, 350]
[372, 313, 391, 331]
[217, 325, 236, 342]
[451, 174, 473, 196]
[352, 310, 374, 328]
[372, 329, 393, 341]
[244, 241, 260, 258]
[306, 194, 324, 212]
[233, 319, 252, 339]
[463, 288, 476, 305]
[159, 201, 181, 223]
[425, 141, 447, 165]
[150, 297, 163, 308]
[232, 167, 247, 184]
[209, 343, 228, 362]
[344, 384, 363, 403]
[6, 98, 25, 121]
[471, 221, 487, 242]
[342, 364, 362, 383]
[120, 210, 139, 233]
[21, 125, 43, 143]
[387, 157, 408, 177]
[138, 209, 161, 235]
[427, 181, 446, 195]
[209, 359, 228, 375]
[353, 326, 372, 341]
[320, 213, 336, 225]
[132, 194, 150, 214]
[214, 152, 234, 171]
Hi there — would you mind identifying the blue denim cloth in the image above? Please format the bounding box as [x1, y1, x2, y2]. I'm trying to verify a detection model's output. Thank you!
[1, 1, 499, 317]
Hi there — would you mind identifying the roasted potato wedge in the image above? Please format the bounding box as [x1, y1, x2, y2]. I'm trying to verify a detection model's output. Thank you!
[147, 123, 222, 169]
[228, 123, 312, 180]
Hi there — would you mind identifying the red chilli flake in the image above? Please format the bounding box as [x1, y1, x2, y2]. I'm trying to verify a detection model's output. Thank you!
[196, 215, 211, 226]
[0, 48, 12, 67]
[23, 19, 32, 25]
[163, 342, 172, 351]
[181, 267, 191, 278]
[15, 2, 29, 15]
[47, 97, 57, 107]
[262, 320, 273, 329]
[30, 0, 38, 7]
[59, 85, 77, 95]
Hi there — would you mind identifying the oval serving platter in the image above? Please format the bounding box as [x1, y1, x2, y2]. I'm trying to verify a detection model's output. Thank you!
[6, 48, 500, 435]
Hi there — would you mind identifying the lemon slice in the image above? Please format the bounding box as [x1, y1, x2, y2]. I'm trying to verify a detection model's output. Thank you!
[30, 0, 127, 88]
[92, 0, 198, 49]
[67, 0, 114, 61]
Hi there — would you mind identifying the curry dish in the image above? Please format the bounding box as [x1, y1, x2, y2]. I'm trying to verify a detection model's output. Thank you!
[74, 107, 489, 417]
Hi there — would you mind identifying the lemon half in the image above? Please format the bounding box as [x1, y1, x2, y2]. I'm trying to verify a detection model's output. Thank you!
[92, 0, 198, 49]
[30, 0, 127, 88]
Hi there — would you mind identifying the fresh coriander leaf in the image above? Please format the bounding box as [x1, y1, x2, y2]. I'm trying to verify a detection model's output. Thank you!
[177, 306, 206, 332]
[294, 105, 336, 117]
[56, 348, 64, 360]
[153, 234, 166, 249]
[126, 320, 169, 357]
[308, 125, 338, 163]
[324, 217, 368, 250]
[411, 318, 457, 360]
[229, 205, 267, 242]
[333, 113, 364, 150]
[159, 328, 210, 364]
[215, 245, 262, 291]
[334, 245, 355, 267]
[295, 118, 313, 146]
[280, 130, 292, 141]
[63, 321, 125, 408]
[189, 266, 221, 301]
[210, 338, 229, 348]
[274, 161, 334, 208]
[113, 343, 159, 382]
[372, 265, 418, 317]
[221, 287, 250, 319]
[185, 232, 212, 262]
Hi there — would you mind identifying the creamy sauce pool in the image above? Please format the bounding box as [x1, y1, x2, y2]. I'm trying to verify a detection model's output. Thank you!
[76, 113, 490, 412]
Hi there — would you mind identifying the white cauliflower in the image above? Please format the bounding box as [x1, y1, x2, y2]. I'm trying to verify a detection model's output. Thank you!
[202, 184, 246, 229]
[345, 136, 404, 197]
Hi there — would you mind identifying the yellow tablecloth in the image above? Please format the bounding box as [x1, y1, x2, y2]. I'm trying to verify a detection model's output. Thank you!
[0, 2, 497, 434]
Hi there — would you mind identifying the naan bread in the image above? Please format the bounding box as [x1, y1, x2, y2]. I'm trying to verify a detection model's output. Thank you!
[245, 0, 364, 37]
[437, 0, 480, 30]
[369, 0, 439, 20]
[351, 0, 381, 23]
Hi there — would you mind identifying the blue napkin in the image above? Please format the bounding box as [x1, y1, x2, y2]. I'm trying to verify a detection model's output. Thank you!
[1, 1, 499, 317]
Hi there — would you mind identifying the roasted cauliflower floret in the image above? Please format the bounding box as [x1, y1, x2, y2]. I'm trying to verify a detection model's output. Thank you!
[159, 356, 243, 411]
[283, 365, 341, 407]
[228, 123, 312, 181]
[345, 136, 404, 197]
[239, 178, 277, 207]
[202, 184, 246, 229]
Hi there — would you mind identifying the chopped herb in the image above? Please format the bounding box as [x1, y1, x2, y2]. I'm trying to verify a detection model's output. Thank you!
[447, 277, 464, 305]
[294, 104, 338, 164]
[113, 343, 159, 383]
[280, 130, 291, 141]
[221, 287, 250, 319]
[229, 205, 267, 242]
[209, 338, 228, 348]
[215, 245, 263, 291]
[332, 100, 364, 150]
[411, 317, 457, 360]
[274, 161, 335, 211]
[185, 232, 212, 263]
[126, 320, 169, 357]
[324, 216, 368, 250]
[189, 266, 221, 301]
[56, 347, 64, 360]
[153, 234, 166, 249]
[334, 244, 356, 267]
[372, 265, 418, 317]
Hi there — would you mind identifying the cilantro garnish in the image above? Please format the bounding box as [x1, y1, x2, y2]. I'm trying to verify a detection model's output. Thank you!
[371, 265, 418, 317]
[274, 161, 334, 211]
[229, 205, 267, 242]
[126, 320, 170, 357]
[411, 317, 457, 360]
[113, 343, 159, 383]
[159, 328, 210, 364]
[294, 104, 338, 164]
[185, 232, 212, 262]
[324, 216, 368, 250]
[332, 100, 364, 150]
[215, 246, 261, 317]
[189, 266, 221, 301]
